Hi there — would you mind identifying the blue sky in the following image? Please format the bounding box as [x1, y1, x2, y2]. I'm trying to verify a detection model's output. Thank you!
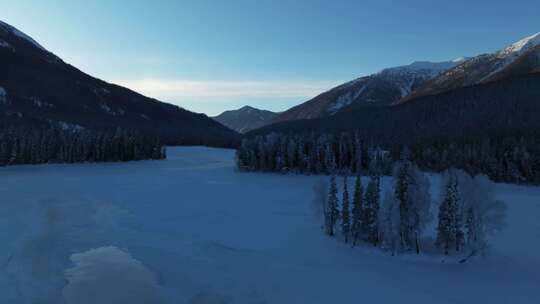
[2, 0, 539, 115]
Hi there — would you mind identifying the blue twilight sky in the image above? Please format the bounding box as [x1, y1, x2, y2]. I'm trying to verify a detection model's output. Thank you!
[1, 0, 539, 115]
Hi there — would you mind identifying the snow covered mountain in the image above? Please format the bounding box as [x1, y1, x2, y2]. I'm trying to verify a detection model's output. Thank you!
[213, 106, 278, 133]
[251, 32, 540, 162]
[404, 32, 540, 101]
[0, 20, 238, 147]
[272, 59, 465, 123]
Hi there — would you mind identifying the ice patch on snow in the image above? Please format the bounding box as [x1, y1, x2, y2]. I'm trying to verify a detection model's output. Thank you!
[63, 246, 165, 304]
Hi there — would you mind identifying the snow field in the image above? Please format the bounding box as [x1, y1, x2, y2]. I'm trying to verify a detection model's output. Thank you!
[0, 146, 538, 303]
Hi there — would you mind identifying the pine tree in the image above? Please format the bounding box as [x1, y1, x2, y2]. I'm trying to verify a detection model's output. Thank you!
[351, 175, 364, 246]
[363, 176, 380, 245]
[341, 176, 351, 243]
[436, 175, 458, 255]
[450, 174, 465, 252]
[325, 175, 339, 236]
[465, 205, 480, 252]
[325, 143, 337, 174]
[394, 161, 411, 250]
[393, 161, 432, 253]
[379, 190, 401, 255]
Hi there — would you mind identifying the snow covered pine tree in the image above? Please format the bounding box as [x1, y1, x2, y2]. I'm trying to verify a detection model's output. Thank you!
[392, 159, 432, 254]
[341, 176, 351, 243]
[363, 176, 380, 245]
[436, 172, 464, 255]
[326, 175, 340, 236]
[351, 175, 364, 246]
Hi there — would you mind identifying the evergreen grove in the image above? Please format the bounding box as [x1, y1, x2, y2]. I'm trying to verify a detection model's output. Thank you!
[236, 132, 540, 184]
[317, 161, 507, 257]
[0, 126, 166, 166]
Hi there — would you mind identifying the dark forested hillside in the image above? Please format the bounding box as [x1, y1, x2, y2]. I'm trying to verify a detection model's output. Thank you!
[250, 73, 540, 142]
[0, 21, 239, 148]
[243, 73, 540, 183]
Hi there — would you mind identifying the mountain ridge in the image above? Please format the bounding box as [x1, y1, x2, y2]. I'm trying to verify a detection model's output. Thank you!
[213, 106, 278, 133]
[271, 58, 465, 124]
[401, 32, 540, 102]
[0, 20, 239, 147]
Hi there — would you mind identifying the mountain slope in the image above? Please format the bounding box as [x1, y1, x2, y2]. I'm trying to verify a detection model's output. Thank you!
[272, 59, 464, 123]
[212, 106, 278, 133]
[0, 20, 239, 147]
[403, 32, 540, 101]
[250, 72, 540, 144]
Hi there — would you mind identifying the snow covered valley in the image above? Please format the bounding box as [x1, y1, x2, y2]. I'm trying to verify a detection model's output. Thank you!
[0, 147, 538, 304]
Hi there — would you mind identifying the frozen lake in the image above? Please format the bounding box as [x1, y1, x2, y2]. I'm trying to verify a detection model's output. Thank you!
[0, 146, 539, 303]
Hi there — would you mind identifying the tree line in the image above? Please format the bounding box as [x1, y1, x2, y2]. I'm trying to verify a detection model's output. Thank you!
[236, 132, 540, 184]
[0, 126, 166, 166]
[313, 160, 507, 257]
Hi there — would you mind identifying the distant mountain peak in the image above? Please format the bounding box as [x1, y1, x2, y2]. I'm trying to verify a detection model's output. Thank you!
[238, 105, 258, 112]
[272, 58, 463, 123]
[401, 31, 540, 102]
[380, 60, 464, 77]
[213, 106, 277, 133]
[499, 32, 540, 57]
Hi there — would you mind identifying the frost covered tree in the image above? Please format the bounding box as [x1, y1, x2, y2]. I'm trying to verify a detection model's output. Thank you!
[351, 175, 364, 246]
[325, 175, 340, 236]
[393, 160, 432, 253]
[457, 173, 507, 256]
[436, 172, 464, 255]
[363, 176, 380, 245]
[341, 176, 351, 243]
[233, 132, 388, 177]
[434, 170, 507, 258]
[234, 128, 540, 184]
[436, 177, 457, 255]
[379, 190, 401, 255]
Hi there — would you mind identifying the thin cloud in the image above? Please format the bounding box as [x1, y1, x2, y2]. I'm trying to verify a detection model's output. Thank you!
[114, 79, 340, 99]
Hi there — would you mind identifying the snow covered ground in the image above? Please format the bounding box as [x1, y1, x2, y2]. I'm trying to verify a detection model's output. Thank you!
[0, 147, 538, 304]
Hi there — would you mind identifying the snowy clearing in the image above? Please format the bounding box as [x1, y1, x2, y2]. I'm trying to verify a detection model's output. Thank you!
[0, 147, 539, 304]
